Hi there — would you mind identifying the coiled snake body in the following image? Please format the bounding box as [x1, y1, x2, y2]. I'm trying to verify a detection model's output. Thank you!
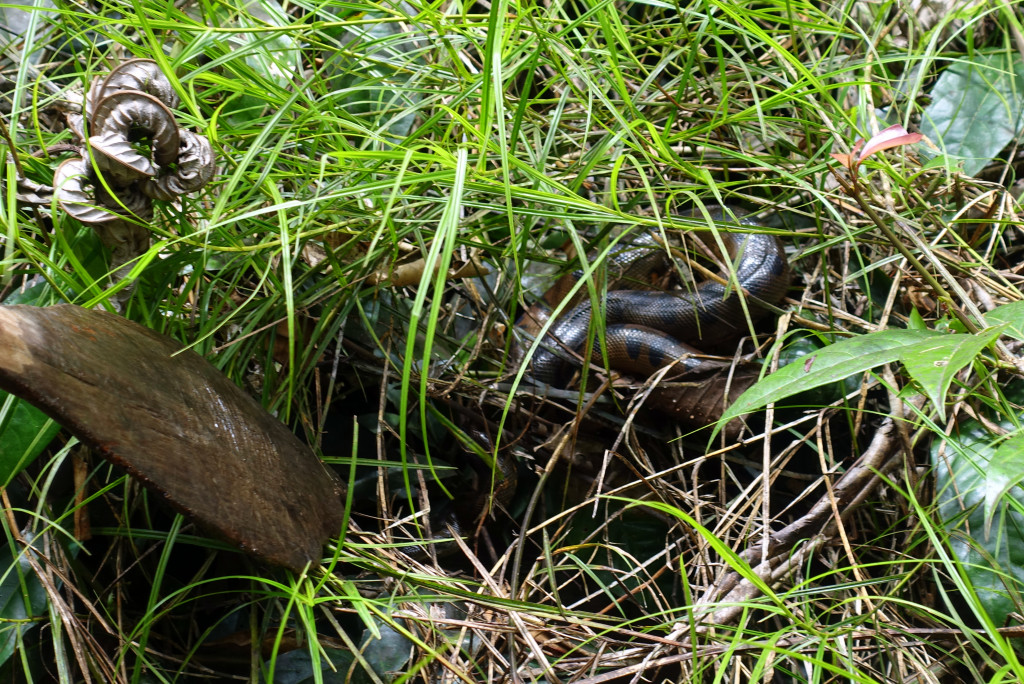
[525, 210, 790, 385]
[454, 209, 790, 541]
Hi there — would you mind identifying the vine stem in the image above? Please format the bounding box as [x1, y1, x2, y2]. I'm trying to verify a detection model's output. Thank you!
[840, 171, 980, 334]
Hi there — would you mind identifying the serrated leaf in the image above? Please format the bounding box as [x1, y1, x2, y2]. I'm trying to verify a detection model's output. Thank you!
[920, 52, 1024, 176]
[900, 324, 1005, 421]
[715, 329, 943, 437]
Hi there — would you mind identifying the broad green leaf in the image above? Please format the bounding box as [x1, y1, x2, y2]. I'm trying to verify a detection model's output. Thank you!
[934, 384, 1024, 626]
[983, 300, 1024, 341]
[0, 533, 49, 668]
[263, 647, 354, 684]
[0, 278, 49, 306]
[361, 620, 415, 678]
[900, 324, 1005, 421]
[238, 0, 301, 85]
[907, 307, 928, 330]
[0, 393, 60, 486]
[715, 329, 943, 436]
[983, 434, 1024, 537]
[919, 52, 1024, 176]
[718, 326, 1009, 437]
[199, 0, 302, 126]
[318, 2, 426, 140]
[774, 334, 862, 406]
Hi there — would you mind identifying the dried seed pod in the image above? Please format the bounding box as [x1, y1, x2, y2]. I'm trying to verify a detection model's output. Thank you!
[95, 182, 153, 221]
[53, 158, 120, 223]
[87, 58, 179, 117]
[89, 132, 158, 185]
[91, 218, 154, 288]
[65, 112, 86, 142]
[141, 129, 215, 201]
[85, 78, 103, 125]
[98, 58, 179, 109]
[14, 175, 54, 206]
[89, 89, 180, 168]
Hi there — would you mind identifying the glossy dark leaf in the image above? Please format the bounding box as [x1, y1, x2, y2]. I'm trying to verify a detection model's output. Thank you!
[264, 647, 355, 684]
[920, 52, 1024, 176]
[934, 383, 1024, 626]
[0, 305, 344, 571]
[0, 392, 59, 486]
[0, 533, 48, 668]
[360, 620, 414, 678]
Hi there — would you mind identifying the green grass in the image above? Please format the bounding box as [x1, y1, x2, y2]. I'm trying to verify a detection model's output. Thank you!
[1, 0, 1023, 680]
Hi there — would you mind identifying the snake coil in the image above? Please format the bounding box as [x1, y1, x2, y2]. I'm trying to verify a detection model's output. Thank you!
[526, 210, 790, 385]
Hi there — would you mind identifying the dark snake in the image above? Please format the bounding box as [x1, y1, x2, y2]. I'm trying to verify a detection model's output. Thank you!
[451, 209, 790, 538]
[524, 209, 790, 385]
